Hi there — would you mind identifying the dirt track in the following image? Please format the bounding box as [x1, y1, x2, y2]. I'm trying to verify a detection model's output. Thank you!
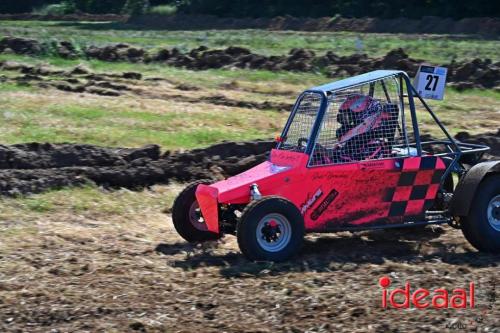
[0, 59, 294, 109]
[0, 38, 499, 333]
[0, 16, 499, 333]
[0, 57, 499, 196]
[0, 202, 498, 332]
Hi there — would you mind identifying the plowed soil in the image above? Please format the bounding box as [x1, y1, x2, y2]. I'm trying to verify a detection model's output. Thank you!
[1, 37, 499, 89]
[0, 131, 498, 196]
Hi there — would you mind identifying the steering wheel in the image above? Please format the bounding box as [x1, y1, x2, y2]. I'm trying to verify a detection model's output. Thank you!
[297, 137, 332, 164]
[311, 142, 333, 165]
[297, 137, 308, 151]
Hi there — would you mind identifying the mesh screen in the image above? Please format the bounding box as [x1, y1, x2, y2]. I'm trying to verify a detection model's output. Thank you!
[280, 92, 322, 152]
[309, 76, 411, 166]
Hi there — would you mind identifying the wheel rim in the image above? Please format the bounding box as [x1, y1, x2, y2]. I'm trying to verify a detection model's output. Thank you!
[188, 201, 208, 231]
[487, 194, 500, 232]
[256, 213, 292, 252]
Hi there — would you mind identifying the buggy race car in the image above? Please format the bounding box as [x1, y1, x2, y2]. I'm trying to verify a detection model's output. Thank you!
[172, 70, 500, 261]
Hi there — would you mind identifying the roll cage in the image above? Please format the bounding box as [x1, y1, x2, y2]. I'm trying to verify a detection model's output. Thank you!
[277, 70, 489, 186]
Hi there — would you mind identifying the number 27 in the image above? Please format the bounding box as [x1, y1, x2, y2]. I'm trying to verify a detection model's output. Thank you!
[425, 74, 439, 91]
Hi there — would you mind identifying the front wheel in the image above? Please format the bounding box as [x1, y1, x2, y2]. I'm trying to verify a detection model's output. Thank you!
[171, 180, 220, 242]
[461, 175, 500, 253]
[237, 196, 304, 261]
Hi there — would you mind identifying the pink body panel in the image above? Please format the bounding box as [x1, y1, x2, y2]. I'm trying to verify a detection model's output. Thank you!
[196, 148, 446, 234]
[208, 149, 308, 204]
[302, 159, 399, 229]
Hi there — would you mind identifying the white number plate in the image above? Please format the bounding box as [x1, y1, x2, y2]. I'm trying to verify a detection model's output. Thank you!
[414, 65, 448, 100]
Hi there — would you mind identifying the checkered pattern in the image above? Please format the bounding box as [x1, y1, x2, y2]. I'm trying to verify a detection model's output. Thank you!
[383, 157, 445, 218]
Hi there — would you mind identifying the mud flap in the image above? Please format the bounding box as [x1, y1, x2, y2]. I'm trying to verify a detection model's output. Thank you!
[195, 184, 220, 234]
[450, 160, 500, 216]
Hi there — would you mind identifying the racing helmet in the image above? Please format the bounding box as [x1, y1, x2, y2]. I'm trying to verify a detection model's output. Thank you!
[339, 94, 373, 114]
[337, 94, 373, 126]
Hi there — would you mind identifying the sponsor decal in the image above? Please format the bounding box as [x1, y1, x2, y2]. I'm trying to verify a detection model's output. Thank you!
[376, 276, 496, 330]
[271, 150, 301, 163]
[300, 188, 323, 215]
[310, 188, 339, 220]
[360, 160, 386, 170]
[311, 172, 348, 181]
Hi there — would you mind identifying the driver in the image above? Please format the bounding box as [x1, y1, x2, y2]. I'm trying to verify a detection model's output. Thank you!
[336, 94, 382, 140]
[334, 94, 386, 161]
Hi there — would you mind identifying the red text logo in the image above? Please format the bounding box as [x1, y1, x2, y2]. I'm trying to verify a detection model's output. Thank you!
[379, 276, 475, 309]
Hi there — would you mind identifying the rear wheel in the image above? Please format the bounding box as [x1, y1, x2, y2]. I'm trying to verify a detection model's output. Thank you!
[171, 180, 220, 242]
[237, 197, 304, 261]
[461, 175, 500, 253]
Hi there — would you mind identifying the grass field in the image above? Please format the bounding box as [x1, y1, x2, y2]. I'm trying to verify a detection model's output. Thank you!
[1, 53, 499, 148]
[1, 20, 499, 63]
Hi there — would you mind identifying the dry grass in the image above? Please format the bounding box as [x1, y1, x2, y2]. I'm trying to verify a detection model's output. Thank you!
[419, 92, 500, 136]
[0, 81, 287, 148]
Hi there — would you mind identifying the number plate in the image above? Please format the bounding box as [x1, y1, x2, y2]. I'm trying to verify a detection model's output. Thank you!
[414, 65, 448, 100]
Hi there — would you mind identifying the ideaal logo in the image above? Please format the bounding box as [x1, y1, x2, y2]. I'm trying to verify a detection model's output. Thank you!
[445, 281, 496, 330]
[379, 276, 475, 309]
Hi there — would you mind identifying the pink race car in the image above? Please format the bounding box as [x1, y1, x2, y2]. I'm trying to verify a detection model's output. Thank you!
[172, 70, 500, 261]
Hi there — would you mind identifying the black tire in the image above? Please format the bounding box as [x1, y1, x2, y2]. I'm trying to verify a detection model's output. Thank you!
[461, 174, 500, 253]
[171, 180, 220, 242]
[237, 196, 304, 261]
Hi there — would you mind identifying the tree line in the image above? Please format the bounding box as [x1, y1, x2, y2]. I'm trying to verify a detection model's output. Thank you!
[1, 0, 499, 18]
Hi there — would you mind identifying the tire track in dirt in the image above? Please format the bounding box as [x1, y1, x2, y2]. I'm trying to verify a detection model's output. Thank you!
[0, 60, 293, 111]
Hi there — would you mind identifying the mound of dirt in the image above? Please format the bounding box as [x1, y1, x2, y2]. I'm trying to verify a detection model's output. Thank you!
[86, 43, 497, 89]
[326, 48, 421, 77]
[448, 59, 500, 90]
[455, 130, 500, 159]
[0, 36, 42, 55]
[2, 36, 498, 89]
[0, 140, 275, 196]
[0, 37, 80, 59]
[85, 43, 146, 63]
[0, 143, 161, 169]
[0, 131, 498, 196]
